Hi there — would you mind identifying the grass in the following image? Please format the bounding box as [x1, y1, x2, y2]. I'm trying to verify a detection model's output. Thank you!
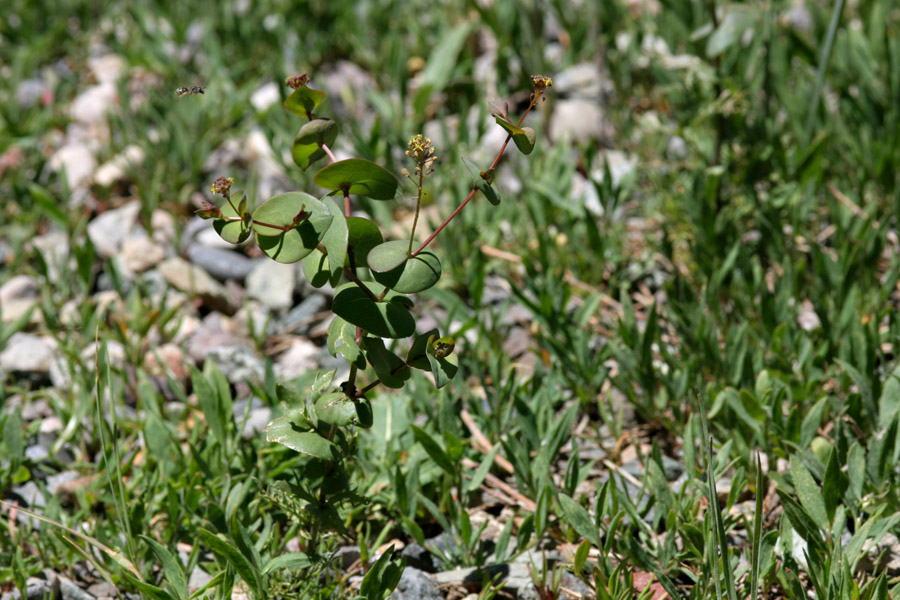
[3, 0, 900, 598]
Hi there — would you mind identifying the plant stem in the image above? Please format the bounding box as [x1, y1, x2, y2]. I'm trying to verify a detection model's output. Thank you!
[412, 91, 542, 257]
[322, 143, 338, 163]
[408, 169, 425, 255]
[342, 267, 379, 301]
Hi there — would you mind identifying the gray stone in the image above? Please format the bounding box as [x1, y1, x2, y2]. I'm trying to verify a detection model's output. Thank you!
[17, 79, 48, 109]
[240, 407, 272, 441]
[186, 313, 242, 362]
[0, 333, 57, 377]
[59, 577, 95, 600]
[0, 274, 40, 324]
[87, 201, 142, 258]
[120, 233, 166, 274]
[69, 82, 118, 126]
[94, 144, 144, 187]
[186, 244, 257, 282]
[25, 445, 49, 462]
[251, 81, 280, 112]
[4, 575, 59, 600]
[48, 143, 97, 190]
[86, 581, 116, 600]
[390, 567, 442, 600]
[159, 257, 237, 315]
[550, 99, 613, 145]
[552, 62, 607, 101]
[246, 259, 296, 311]
[11, 481, 45, 509]
[188, 566, 213, 593]
[47, 470, 82, 494]
[400, 543, 436, 573]
[274, 339, 320, 381]
[277, 294, 327, 334]
[205, 346, 264, 383]
[30, 231, 70, 284]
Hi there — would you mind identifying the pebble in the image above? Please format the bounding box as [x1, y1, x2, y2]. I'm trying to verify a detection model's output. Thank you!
[552, 62, 608, 101]
[69, 82, 118, 127]
[274, 339, 320, 381]
[0, 333, 58, 378]
[0, 274, 40, 324]
[48, 143, 98, 189]
[87, 200, 142, 258]
[16, 78, 49, 109]
[121, 234, 167, 273]
[59, 577, 96, 600]
[10, 481, 45, 509]
[250, 81, 280, 112]
[144, 343, 190, 381]
[186, 244, 258, 281]
[550, 99, 613, 144]
[246, 259, 296, 311]
[186, 313, 242, 362]
[390, 567, 442, 600]
[29, 231, 70, 283]
[240, 407, 272, 441]
[276, 293, 327, 335]
[159, 257, 238, 315]
[93, 144, 145, 187]
[205, 345, 264, 383]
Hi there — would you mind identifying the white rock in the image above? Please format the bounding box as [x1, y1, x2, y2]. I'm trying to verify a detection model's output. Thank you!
[87, 201, 142, 258]
[246, 259, 296, 311]
[1, 275, 39, 306]
[798, 300, 821, 331]
[274, 339, 320, 381]
[0, 333, 57, 374]
[88, 54, 126, 85]
[251, 82, 280, 112]
[69, 83, 118, 126]
[121, 234, 166, 273]
[550, 99, 613, 144]
[159, 257, 237, 315]
[48, 143, 97, 189]
[93, 144, 145, 187]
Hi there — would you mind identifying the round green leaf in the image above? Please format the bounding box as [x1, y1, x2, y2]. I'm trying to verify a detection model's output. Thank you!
[315, 392, 357, 427]
[513, 126, 536, 155]
[314, 158, 400, 200]
[364, 337, 410, 389]
[368, 240, 441, 293]
[367, 240, 410, 273]
[284, 86, 326, 118]
[346, 217, 383, 267]
[301, 249, 331, 287]
[292, 119, 338, 171]
[332, 281, 415, 339]
[475, 178, 501, 206]
[321, 199, 348, 283]
[213, 190, 252, 244]
[252, 192, 333, 263]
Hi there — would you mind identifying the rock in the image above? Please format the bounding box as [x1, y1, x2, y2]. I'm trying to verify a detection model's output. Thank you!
[666, 135, 687, 161]
[599, 150, 637, 189]
[552, 62, 607, 101]
[550, 99, 613, 145]
[433, 563, 533, 595]
[0, 333, 57, 380]
[46, 470, 82, 494]
[205, 346, 264, 383]
[69, 83, 118, 126]
[186, 244, 257, 282]
[93, 144, 145, 187]
[29, 231, 69, 284]
[251, 81, 280, 112]
[86, 582, 116, 600]
[121, 234, 167, 273]
[10, 481, 45, 509]
[390, 567, 442, 600]
[151, 209, 177, 246]
[274, 339, 320, 381]
[318, 60, 377, 121]
[87, 201, 142, 258]
[861, 531, 900, 576]
[59, 577, 96, 600]
[144, 343, 190, 381]
[87, 54, 126, 85]
[48, 143, 97, 190]
[189, 566, 213, 593]
[246, 259, 296, 311]
[17, 78, 49, 109]
[186, 313, 243, 362]
[4, 575, 59, 600]
[400, 543, 436, 573]
[277, 294, 327, 335]
[159, 257, 238, 315]
[0, 274, 40, 324]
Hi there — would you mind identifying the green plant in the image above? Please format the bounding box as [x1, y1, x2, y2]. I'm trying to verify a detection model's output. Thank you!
[192, 72, 552, 595]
